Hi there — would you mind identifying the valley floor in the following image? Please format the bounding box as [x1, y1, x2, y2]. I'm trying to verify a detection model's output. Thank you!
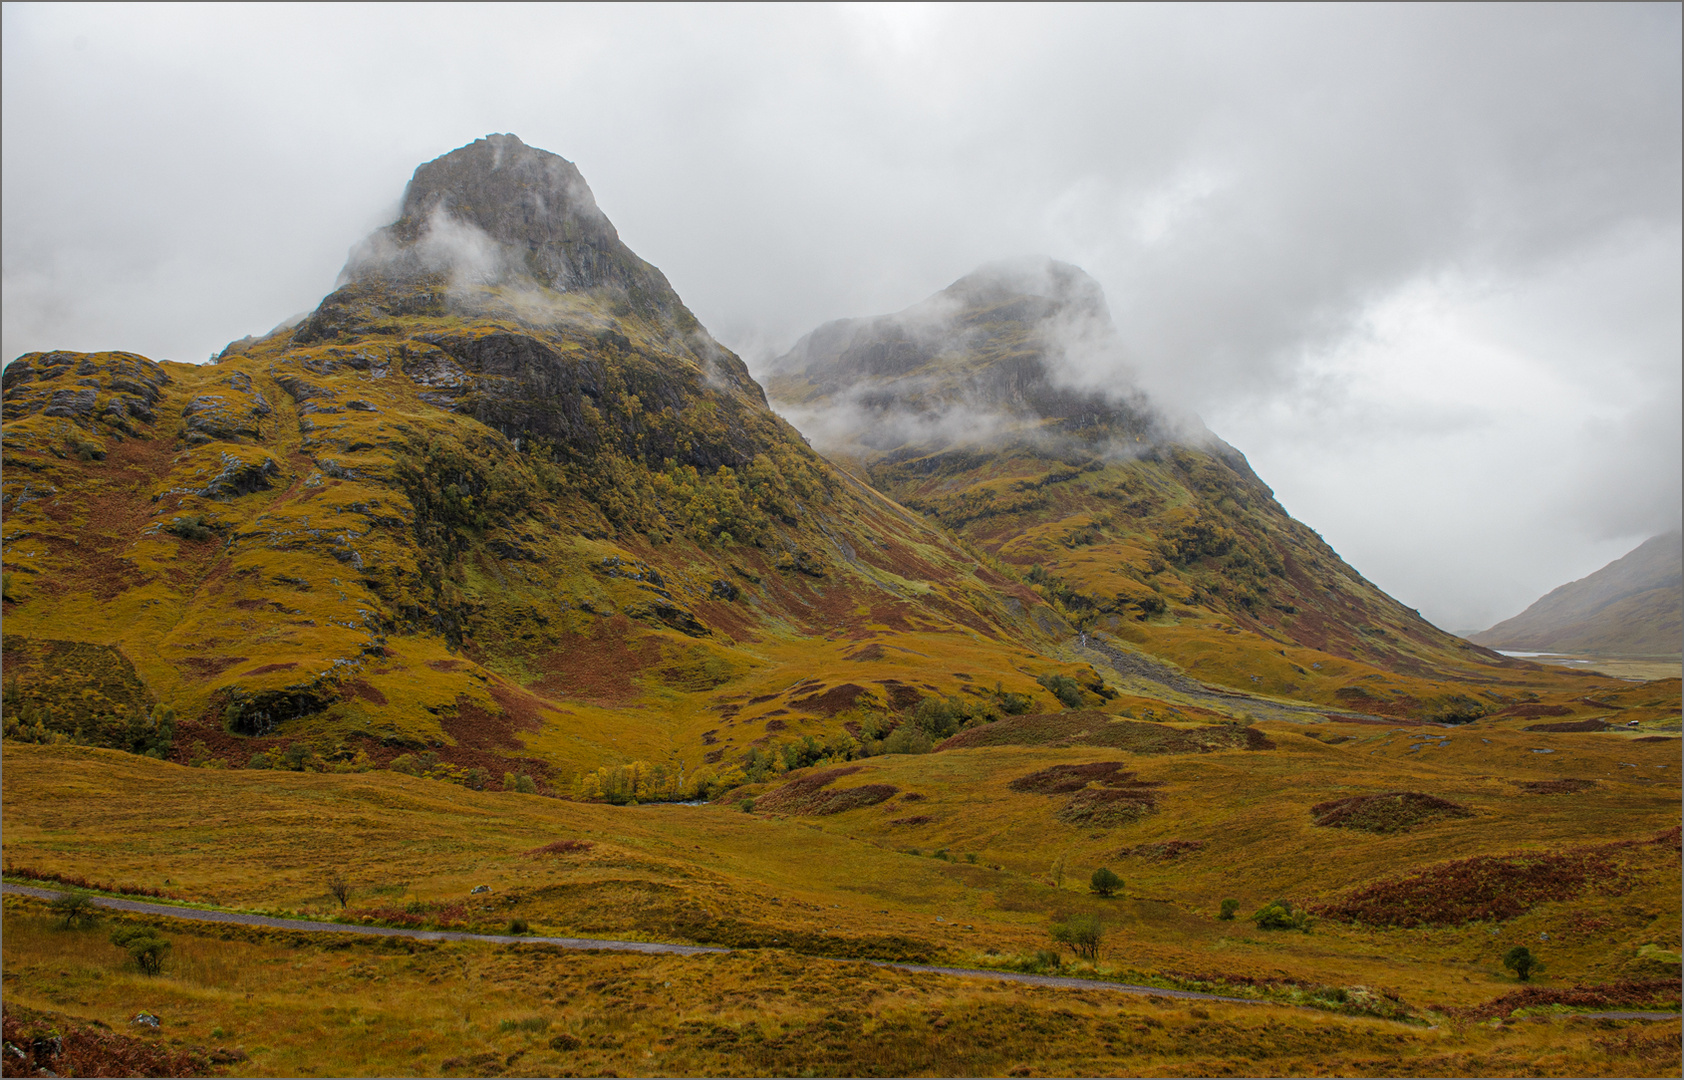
[2, 724, 1680, 1077]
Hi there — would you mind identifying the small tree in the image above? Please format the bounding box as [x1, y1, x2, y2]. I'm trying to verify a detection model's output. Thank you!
[1090, 868, 1121, 898]
[328, 874, 350, 908]
[1219, 898, 1240, 921]
[514, 774, 538, 794]
[50, 889, 98, 929]
[1252, 898, 1311, 932]
[1051, 913, 1103, 961]
[464, 767, 489, 791]
[1503, 945, 1536, 982]
[110, 926, 171, 975]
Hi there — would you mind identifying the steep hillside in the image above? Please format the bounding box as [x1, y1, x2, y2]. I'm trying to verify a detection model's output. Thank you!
[0, 135, 1078, 784]
[1471, 532, 1683, 658]
[765, 260, 1520, 718]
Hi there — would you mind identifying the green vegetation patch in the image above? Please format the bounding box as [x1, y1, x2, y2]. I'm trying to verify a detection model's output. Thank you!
[939, 710, 1272, 754]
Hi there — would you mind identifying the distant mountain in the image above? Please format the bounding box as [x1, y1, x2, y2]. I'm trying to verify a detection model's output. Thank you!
[1469, 532, 1683, 658]
[765, 259, 1509, 714]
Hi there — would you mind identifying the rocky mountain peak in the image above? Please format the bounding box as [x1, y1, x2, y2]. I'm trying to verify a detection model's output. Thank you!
[337, 134, 674, 305]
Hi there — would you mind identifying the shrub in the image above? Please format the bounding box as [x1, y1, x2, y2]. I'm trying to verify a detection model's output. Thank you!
[164, 514, 212, 541]
[1219, 898, 1240, 921]
[513, 773, 538, 794]
[1253, 898, 1311, 932]
[464, 767, 489, 791]
[279, 742, 313, 771]
[1090, 868, 1121, 898]
[549, 1034, 581, 1051]
[1503, 945, 1536, 981]
[49, 889, 99, 929]
[881, 726, 933, 755]
[1051, 913, 1103, 960]
[507, 918, 530, 935]
[388, 754, 420, 775]
[1036, 674, 1087, 709]
[328, 875, 350, 908]
[246, 752, 273, 769]
[738, 798, 756, 813]
[110, 927, 171, 975]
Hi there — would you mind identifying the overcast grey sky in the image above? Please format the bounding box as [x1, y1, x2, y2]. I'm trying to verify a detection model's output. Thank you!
[3, 3, 1679, 633]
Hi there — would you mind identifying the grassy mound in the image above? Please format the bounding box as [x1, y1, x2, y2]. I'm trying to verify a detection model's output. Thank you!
[1524, 718, 1612, 732]
[1434, 978, 1682, 1021]
[1008, 761, 1161, 827]
[939, 711, 1272, 753]
[1118, 840, 1206, 861]
[1310, 791, 1473, 834]
[756, 766, 898, 816]
[1314, 850, 1625, 927]
[1513, 778, 1598, 795]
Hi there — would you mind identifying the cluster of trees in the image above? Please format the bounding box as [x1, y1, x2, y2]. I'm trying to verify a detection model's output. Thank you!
[0, 680, 175, 759]
[573, 758, 699, 804]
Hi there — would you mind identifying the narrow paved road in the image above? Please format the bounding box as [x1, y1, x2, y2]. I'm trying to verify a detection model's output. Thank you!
[2, 882, 1249, 1002]
[7, 883, 1678, 1020]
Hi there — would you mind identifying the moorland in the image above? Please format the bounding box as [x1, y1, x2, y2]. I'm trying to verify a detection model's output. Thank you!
[1, 134, 1678, 1078]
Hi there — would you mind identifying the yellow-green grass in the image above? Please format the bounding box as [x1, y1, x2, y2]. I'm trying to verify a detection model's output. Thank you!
[10, 904, 1678, 1078]
[5, 734, 1678, 1013]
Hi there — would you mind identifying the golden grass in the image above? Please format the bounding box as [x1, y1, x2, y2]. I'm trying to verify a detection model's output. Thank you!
[4, 904, 1679, 1078]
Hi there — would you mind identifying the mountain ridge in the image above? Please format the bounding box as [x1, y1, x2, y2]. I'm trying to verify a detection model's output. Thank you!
[1470, 531, 1683, 658]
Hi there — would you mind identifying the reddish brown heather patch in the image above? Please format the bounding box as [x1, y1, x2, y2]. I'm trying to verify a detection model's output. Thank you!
[713, 704, 742, 719]
[890, 815, 933, 826]
[1009, 762, 1162, 827]
[791, 682, 870, 716]
[526, 839, 594, 856]
[1, 865, 183, 901]
[1310, 792, 1473, 834]
[1432, 979, 1681, 1022]
[703, 749, 724, 764]
[899, 792, 926, 802]
[845, 643, 886, 662]
[524, 615, 661, 704]
[344, 679, 388, 706]
[756, 765, 898, 816]
[1009, 761, 1139, 794]
[1513, 778, 1598, 794]
[1312, 850, 1627, 928]
[173, 655, 248, 680]
[763, 718, 788, 732]
[874, 679, 927, 712]
[2, 1006, 217, 1079]
[427, 659, 466, 671]
[746, 693, 779, 705]
[1524, 718, 1612, 732]
[242, 661, 298, 676]
[1635, 735, 1680, 743]
[1118, 840, 1207, 861]
[700, 729, 720, 745]
[1652, 824, 1682, 851]
[939, 710, 1270, 754]
[1498, 703, 1573, 718]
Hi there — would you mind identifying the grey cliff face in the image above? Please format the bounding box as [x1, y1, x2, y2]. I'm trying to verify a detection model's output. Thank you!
[340, 133, 680, 307]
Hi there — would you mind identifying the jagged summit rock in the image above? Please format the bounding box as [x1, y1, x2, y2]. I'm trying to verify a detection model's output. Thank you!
[765, 257, 1176, 455]
[295, 134, 688, 344]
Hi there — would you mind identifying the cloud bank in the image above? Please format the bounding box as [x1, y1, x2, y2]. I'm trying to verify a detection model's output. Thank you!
[2, 4, 1677, 631]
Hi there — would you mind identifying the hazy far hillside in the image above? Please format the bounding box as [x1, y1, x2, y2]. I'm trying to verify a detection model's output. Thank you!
[1470, 531, 1683, 658]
